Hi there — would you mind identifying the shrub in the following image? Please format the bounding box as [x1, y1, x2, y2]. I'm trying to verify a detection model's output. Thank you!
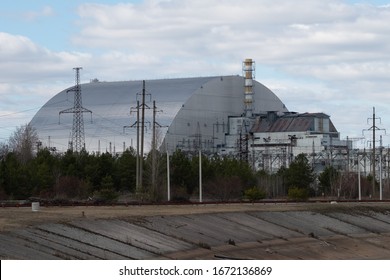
[171, 186, 190, 203]
[54, 176, 90, 200]
[244, 186, 266, 202]
[287, 187, 309, 201]
[93, 187, 119, 203]
[0, 185, 8, 200]
[204, 176, 243, 201]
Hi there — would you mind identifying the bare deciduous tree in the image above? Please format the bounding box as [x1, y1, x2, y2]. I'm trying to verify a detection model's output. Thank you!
[0, 142, 9, 160]
[8, 124, 39, 164]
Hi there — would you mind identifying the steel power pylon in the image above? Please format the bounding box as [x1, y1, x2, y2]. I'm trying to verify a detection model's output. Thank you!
[59, 67, 92, 152]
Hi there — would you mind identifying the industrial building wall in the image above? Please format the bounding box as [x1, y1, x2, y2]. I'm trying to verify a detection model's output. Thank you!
[251, 129, 351, 173]
[164, 76, 288, 153]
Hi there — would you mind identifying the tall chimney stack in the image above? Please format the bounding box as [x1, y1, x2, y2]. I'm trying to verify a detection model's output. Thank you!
[243, 58, 255, 117]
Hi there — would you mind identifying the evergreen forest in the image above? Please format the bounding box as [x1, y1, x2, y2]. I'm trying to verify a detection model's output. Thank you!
[0, 124, 376, 203]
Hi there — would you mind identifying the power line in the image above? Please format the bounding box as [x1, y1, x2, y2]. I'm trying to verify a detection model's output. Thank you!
[0, 107, 42, 118]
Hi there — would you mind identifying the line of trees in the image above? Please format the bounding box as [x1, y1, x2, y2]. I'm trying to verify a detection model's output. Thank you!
[0, 124, 377, 202]
[0, 144, 257, 202]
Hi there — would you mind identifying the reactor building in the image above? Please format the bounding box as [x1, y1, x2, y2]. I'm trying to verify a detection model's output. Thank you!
[29, 59, 350, 172]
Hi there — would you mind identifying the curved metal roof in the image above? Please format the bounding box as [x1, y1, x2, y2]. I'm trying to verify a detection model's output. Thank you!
[29, 75, 288, 153]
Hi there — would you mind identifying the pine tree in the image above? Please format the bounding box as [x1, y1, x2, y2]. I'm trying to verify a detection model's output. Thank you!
[284, 153, 315, 190]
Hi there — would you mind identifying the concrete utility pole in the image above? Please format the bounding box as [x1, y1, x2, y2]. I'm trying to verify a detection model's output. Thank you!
[140, 81, 146, 190]
[358, 154, 362, 201]
[199, 147, 203, 203]
[151, 100, 165, 197]
[380, 135, 383, 200]
[372, 107, 376, 196]
[194, 122, 203, 203]
[166, 141, 171, 201]
[136, 100, 140, 191]
[152, 100, 157, 196]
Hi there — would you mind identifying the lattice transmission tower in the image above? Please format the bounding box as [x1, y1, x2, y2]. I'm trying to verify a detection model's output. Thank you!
[59, 67, 92, 152]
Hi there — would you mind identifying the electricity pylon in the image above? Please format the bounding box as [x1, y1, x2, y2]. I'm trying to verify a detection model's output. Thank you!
[59, 67, 92, 152]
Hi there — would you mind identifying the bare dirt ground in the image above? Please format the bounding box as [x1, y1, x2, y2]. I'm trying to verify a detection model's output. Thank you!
[1, 202, 390, 259]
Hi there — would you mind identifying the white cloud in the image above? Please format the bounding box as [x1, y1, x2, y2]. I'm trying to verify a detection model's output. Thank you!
[2, 0, 390, 146]
[23, 6, 55, 21]
[71, 1, 390, 67]
[0, 32, 92, 83]
[0, 32, 92, 140]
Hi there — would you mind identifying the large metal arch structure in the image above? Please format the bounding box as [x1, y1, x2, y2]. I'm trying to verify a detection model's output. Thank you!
[30, 75, 288, 154]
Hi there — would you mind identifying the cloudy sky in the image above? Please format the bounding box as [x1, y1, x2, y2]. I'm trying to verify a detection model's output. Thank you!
[1, 0, 390, 148]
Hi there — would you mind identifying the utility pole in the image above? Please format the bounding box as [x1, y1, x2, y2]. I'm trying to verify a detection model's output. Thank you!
[358, 153, 361, 201]
[166, 140, 171, 201]
[193, 122, 203, 203]
[151, 100, 165, 199]
[372, 107, 376, 196]
[200, 141, 203, 203]
[140, 81, 146, 190]
[124, 81, 151, 193]
[59, 67, 92, 152]
[124, 101, 140, 191]
[380, 135, 383, 200]
[363, 107, 386, 197]
[152, 101, 157, 195]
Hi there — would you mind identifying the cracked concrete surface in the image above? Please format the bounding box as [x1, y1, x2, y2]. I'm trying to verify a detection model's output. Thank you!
[1, 202, 390, 259]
